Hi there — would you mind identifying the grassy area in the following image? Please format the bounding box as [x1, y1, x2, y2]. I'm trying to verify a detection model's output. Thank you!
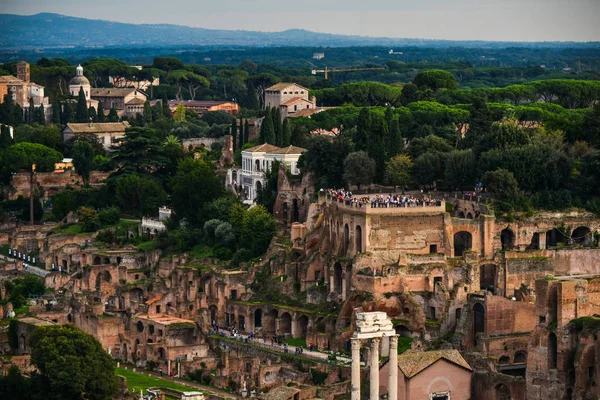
[116, 367, 199, 394]
[397, 337, 413, 354]
[285, 338, 307, 348]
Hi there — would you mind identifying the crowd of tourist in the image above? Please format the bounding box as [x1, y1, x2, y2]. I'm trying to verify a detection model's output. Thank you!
[323, 188, 442, 208]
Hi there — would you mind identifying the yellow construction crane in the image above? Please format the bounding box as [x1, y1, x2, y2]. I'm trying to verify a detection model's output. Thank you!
[311, 66, 386, 80]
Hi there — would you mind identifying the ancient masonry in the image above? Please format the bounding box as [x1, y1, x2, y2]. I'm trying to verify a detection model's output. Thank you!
[2, 185, 600, 399]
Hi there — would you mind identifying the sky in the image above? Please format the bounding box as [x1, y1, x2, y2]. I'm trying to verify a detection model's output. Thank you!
[1, 0, 599, 42]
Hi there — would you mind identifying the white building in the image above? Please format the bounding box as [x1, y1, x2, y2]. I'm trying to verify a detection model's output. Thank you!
[313, 52, 325, 60]
[68, 65, 99, 109]
[227, 143, 306, 203]
[141, 207, 173, 236]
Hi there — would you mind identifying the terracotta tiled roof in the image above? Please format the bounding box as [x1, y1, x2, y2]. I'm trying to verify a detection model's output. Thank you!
[64, 122, 130, 133]
[397, 349, 472, 378]
[268, 145, 306, 155]
[0, 75, 22, 83]
[265, 82, 309, 92]
[280, 97, 309, 107]
[243, 143, 281, 153]
[145, 293, 164, 305]
[91, 88, 144, 97]
[126, 97, 146, 105]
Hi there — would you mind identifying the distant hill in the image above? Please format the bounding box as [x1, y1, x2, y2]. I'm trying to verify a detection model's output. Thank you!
[0, 13, 599, 50]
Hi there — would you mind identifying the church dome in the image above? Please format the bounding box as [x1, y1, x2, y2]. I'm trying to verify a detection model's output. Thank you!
[69, 64, 90, 87]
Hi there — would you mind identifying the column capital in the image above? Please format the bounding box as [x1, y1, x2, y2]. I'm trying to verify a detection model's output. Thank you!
[370, 336, 381, 347]
[389, 335, 399, 346]
[351, 338, 361, 350]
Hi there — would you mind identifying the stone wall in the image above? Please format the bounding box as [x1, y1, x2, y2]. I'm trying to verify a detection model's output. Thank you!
[10, 171, 109, 199]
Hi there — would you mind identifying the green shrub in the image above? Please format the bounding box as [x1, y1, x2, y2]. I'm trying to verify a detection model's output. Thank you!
[98, 207, 120, 226]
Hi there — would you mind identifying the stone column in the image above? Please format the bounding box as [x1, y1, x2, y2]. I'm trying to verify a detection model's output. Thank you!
[388, 336, 398, 400]
[351, 338, 361, 400]
[370, 337, 380, 400]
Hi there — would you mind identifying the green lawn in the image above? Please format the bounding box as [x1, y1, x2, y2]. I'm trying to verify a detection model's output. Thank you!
[285, 338, 307, 348]
[116, 367, 199, 394]
[398, 337, 413, 354]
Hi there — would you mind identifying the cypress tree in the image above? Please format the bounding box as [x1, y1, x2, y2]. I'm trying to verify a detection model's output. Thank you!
[108, 108, 119, 122]
[243, 120, 249, 146]
[34, 104, 45, 125]
[281, 118, 291, 147]
[0, 125, 13, 149]
[272, 107, 282, 146]
[52, 102, 61, 125]
[143, 100, 153, 125]
[97, 100, 105, 122]
[355, 107, 371, 152]
[231, 118, 238, 152]
[259, 108, 275, 144]
[28, 97, 35, 124]
[385, 107, 402, 158]
[88, 106, 98, 122]
[62, 101, 74, 124]
[75, 86, 89, 123]
[0, 94, 14, 125]
[162, 94, 172, 119]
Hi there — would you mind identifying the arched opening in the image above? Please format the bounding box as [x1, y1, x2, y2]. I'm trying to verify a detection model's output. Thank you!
[254, 309, 263, 329]
[255, 159, 260, 172]
[458, 211, 465, 218]
[67, 313, 72, 323]
[209, 305, 217, 324]
[158, 347, 166, 359]
[255, 180, 262, 196]
[473, 303, 485, 346]
[292, 199, 299, 223]
[122, 343, 128, 359]
[136, 321, 144, 332]
[345, 265, 352, 299]
[526, 233, 540, 250]
[343, 224, 349, 256]
[130, 288, 144, 303]
[279, 312, 292, 335]
[116, 256, 122, 265]
[480, 264, 497, 294]
[103, 257, 110, 264]
[572, 226, 591, 246]
[315, 317, 326, 333]
[296, 315, 309, 338]
[93, 256, 101, 265]
[501, 228, 515, 250]
[355, 225, 362, 253]
[147, 338, 153, 344]
[498, 356, 510, 365]
[546, 228, 568, 248]
[149, 324, 155, 334]
[466, 212, 473, 219]
[394, 325, 412, 337]
[494, 383, 511, 400]
[19, 333, 28, 353]
[548, 332, 558, 369]
[95, 270, 112, 290]
[454, 231, 473, 257]
[334, 263, 343, 295]
[264, 309, 278, 332]
[514, 351, 527, 364]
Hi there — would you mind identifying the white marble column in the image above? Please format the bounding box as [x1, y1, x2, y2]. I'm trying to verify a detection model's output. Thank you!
[388, 335, 398, 400]
[370, 337, 380, 400]
[351, 338, 361, 400]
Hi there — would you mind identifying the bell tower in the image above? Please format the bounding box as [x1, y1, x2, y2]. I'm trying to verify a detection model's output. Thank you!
[17, 61, 30, 83]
